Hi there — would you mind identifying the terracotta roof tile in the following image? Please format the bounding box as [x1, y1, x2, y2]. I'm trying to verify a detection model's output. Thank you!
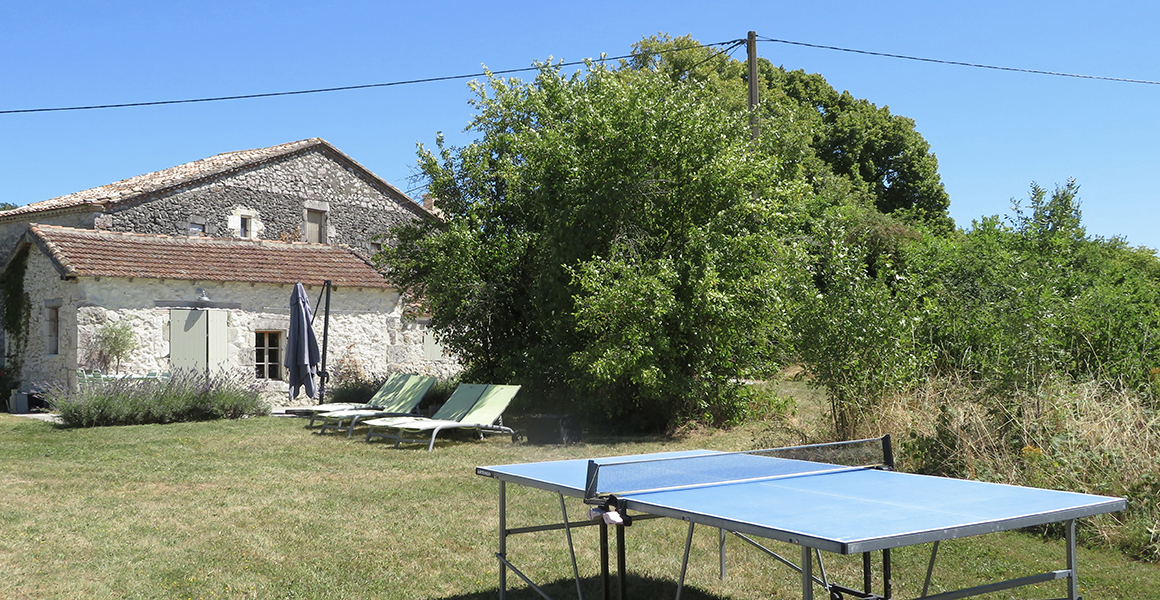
[28, 224, 390, 289]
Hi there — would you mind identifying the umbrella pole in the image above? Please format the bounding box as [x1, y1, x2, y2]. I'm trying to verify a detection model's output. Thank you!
[317, 280, 332, 404]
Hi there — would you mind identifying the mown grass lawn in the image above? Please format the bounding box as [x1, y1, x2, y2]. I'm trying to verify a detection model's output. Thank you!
[0, 413, 1156, 599]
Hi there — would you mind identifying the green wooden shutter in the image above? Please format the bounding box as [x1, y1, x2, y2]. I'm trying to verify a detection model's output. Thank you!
[170, 309, 228, 373]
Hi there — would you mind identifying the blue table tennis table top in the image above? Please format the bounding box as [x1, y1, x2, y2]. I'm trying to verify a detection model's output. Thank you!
[477, 450, 1126, 555]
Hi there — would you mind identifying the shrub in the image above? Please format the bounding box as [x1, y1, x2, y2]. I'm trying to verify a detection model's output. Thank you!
[47, 369, 269, 427]
[87, 321, 138, 373]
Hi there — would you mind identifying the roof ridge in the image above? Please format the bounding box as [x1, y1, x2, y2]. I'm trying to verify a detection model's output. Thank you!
[0, 138, 330, 221]
[35, 224, 346, 249]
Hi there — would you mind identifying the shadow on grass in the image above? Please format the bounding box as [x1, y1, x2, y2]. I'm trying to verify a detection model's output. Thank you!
[434, 573, 732, 600]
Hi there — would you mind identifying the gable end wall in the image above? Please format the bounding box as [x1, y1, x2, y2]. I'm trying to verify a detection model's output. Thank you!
[97, 149, 422, 253]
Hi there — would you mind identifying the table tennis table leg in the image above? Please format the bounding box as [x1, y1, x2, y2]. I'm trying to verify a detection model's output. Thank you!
[499, 481, 507, 600]
[1066, 519, 1079, 600]
[719, 528, 727, 581]
[600, 522, 610, 600]
[857, 548, 893, 599]
[558, 493, 584, 600]
[675, 521, 695, 600]
[802, 545, 814, 600]
[922, 541, 940, 597]
[617, 524, 628, 600]
[883, 548, 892, 599]
[597, 521, 629, 600]
[863, 552, 872, 595]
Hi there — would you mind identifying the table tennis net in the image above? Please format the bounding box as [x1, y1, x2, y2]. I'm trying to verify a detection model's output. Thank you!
[585, 437, 890, 499]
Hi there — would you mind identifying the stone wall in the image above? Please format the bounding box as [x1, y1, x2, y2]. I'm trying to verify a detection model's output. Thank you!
[98, 148, 425, 256]
[17, 269, 459, 405]
[18, 249, 82, 390]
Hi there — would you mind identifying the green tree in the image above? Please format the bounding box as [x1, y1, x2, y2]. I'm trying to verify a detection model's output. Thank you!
[792, 207, 927, 438]
[629, 35, 953, 232]
[88, 321, 138, 373]
[382, 59, 815, 430]
[783, 73, 951, 229]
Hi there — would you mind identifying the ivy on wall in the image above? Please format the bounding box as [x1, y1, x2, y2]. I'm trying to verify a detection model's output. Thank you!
[0, 245, 32, 394]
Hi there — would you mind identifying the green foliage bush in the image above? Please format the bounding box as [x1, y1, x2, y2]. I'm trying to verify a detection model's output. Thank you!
[46, 370, 269, 427]
[88, 321, 138, 373]
[908, 180, 1160, 399]
[386, 55, 815, 431]
[791, 207, 928, 438]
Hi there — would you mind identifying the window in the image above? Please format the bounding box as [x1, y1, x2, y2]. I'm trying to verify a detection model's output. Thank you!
[46, 306, 59, 355]
[228, 208, 262, 239]
[305, 209, 326, 243]
[189, 215, 208, 236]
[255, 331, 281, 380]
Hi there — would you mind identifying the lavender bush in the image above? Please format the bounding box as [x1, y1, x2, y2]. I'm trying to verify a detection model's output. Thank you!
[47, 369, 269, 427]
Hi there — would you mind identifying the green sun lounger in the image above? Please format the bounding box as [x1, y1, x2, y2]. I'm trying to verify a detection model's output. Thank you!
[283, 373, 413, 422]
[361, 383, 490, 439]
[363, 384, 520, 451]
[312, 374, 436, 437]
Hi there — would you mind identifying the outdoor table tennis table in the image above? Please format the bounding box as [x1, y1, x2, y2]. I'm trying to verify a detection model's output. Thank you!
[476, 436, 1125, 600]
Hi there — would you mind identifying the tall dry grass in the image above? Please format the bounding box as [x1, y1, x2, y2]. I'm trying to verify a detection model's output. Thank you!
[854, 376, 1160, 561]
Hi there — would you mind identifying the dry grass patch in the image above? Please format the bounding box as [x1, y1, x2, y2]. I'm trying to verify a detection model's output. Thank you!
[801, 376, 1160, 561]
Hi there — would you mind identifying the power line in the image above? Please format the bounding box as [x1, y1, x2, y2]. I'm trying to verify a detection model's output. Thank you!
[0, 66, 569, 115]
[6, 35, 1156, 116]
[758, 36, 1160, 86]
[0, 39, 742, 115]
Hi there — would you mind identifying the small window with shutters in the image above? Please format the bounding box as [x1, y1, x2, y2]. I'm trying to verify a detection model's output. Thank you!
[255, 331, 282, 380]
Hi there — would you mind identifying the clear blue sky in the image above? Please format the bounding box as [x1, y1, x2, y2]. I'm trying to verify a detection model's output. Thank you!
[4, 1, 1158, 249]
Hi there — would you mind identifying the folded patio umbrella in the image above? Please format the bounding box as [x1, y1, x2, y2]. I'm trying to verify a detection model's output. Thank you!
[285, 282, 320, 401]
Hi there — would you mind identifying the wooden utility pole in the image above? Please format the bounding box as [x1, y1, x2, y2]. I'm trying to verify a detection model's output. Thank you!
[747, 30, 759, 139]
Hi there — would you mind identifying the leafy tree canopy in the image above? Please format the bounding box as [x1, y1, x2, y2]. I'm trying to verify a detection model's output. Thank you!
[383, 54, 819, 430]
[381, 35, 1160, 439]
[631, 35, 953, 232]
[382, 35, 960, 432]
[907, 179, 1160, 393]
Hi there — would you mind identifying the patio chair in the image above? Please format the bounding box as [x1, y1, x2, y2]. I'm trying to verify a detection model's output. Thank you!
[363, 384, 520, 451]
[77, 370, 104, 389]
[282, 372, 410, 422]
[313, 374, 437, 437]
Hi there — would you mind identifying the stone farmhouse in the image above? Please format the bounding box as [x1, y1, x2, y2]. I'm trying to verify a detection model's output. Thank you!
[0, 138, 455, 407]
